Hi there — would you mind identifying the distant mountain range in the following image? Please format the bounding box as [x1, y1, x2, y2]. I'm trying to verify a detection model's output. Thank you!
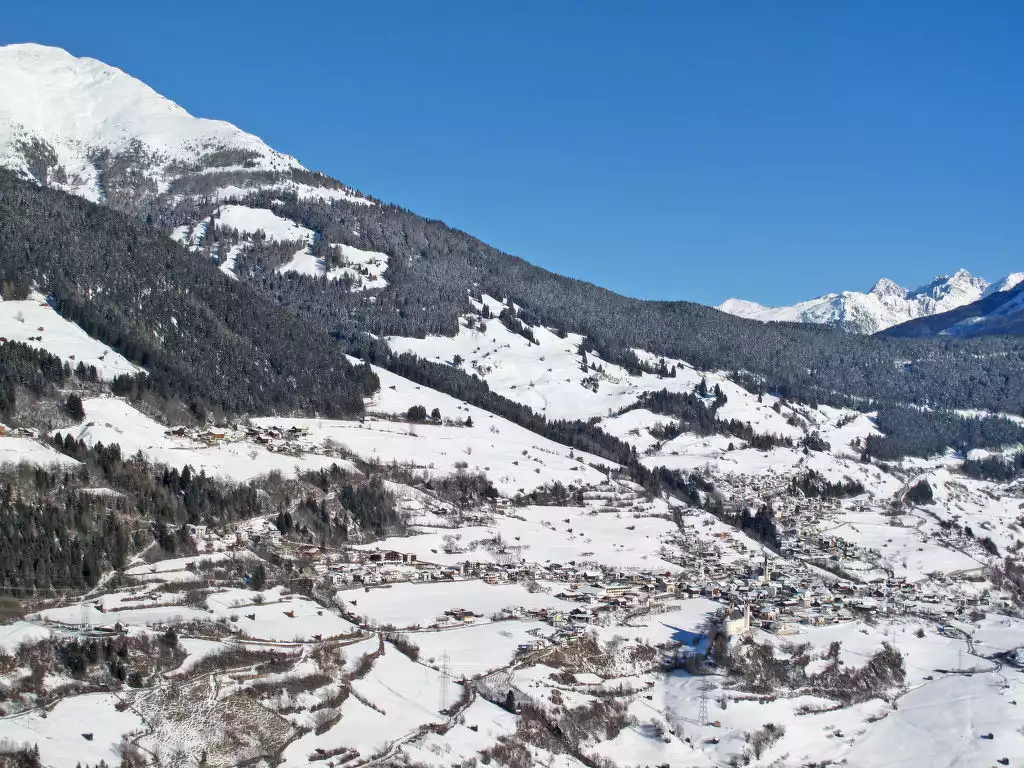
[719, 270, 1024, 334]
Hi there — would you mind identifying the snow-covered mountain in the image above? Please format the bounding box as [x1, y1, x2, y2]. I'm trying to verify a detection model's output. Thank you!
[0, 43, 366, 210]
[885, 280, 1024, 338]
[718, 269, 1001, 333]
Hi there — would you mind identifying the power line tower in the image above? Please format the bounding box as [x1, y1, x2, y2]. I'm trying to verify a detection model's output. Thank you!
[439, 651, 452, 712]
[697, 681, 712, 729]
[79, 602, 91, 637]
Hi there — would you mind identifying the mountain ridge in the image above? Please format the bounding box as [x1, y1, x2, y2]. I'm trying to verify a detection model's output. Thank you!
[0, 43, 371, 217]
[717, 268, 1021, 333]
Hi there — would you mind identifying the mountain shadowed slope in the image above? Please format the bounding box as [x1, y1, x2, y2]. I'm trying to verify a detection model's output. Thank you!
[883, 282, 1024, 338]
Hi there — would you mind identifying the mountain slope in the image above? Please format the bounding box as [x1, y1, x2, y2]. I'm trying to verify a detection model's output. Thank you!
[883, 281, 1024, 338]
[0, 44, 297, 199]
[718, 269, 993, 333]
[0, 43, 370, 216]
[0, 170, 377, 417]
[4, 43, 1024, 419]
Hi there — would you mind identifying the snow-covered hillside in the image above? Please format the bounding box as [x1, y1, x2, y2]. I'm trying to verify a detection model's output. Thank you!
[718, 269, 1004, 333]
[0, 292, 141, 379]
[0, 43, 369, 208]
[0, 43, 296, 201]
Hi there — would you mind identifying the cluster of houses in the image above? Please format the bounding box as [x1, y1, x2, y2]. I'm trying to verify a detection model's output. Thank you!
[163, 422, 313, 450]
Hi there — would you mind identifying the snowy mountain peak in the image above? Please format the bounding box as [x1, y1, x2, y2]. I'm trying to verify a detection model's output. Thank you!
[983, 272, 1024, 297]
[910, 268, 988, 300]
[719, 269, 1000, 334]
[0, 43, 302, 203]
[868, 278, 908, 300]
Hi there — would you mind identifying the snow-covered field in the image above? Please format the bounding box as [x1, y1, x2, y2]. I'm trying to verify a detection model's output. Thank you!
[339, 580, 578, 629]
[280, 648, 450, 765]
[206, 587, 357, 642]
[0, 435, 79, 469]
[254, 358, 615, 494]
[55, 397, 351, 481]
[1, 693, 146, 766]
[0, 294, 142, 379]
[215, 204, 312, 242]
[411, 620, 554, 676]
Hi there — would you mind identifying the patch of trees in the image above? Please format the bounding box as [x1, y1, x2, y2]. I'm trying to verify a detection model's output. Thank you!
[383, 632, 420, 661]
[791, 470, 865, 499]
[0, 341, 69, 418]
[53, 437, 265, 532]
[864, 405, 1024, 460]
[726, 638, 904, 704]
[990, 556, 1024, 607]
[630, 388, 720, 434]
[296, 464, 402, 540]
[498, 305, 537, 344]
[723, 505, 781, 549]
[405, 404, 428, 422]
[65, 393, 85, 421]
[963, 451, 1024, 481]
[630, 388, 793, 450]
[425, 470, 500, 508]
[0, 746, 42, 768]
[5, 437, 411, 592]
[801, 431, 831, 452]
[0, 437, 280, 591]
[517, 480, 583, 507]
[905, 479, 934, 506]
[16, 136, 62, 186]
[0, 468, 131, 593]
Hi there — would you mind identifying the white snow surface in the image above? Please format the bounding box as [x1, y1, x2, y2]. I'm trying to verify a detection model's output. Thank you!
[54, 396, 354, 482]
[0, 620, 52, 654]
[1, 692, 146, 767]
[0, 435, 80, 470]
[339, 580, 578, 629]
[216, 204, 312, 242]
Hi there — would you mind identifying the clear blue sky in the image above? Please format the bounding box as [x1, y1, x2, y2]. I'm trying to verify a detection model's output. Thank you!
[2, 1, 1021, 305]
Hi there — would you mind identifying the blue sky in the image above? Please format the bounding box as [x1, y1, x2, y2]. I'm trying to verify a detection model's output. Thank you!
[2, 1, 1021, 305]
